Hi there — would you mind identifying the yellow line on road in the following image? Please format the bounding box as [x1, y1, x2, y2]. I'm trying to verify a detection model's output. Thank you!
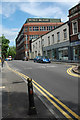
[33, 83, 73, 120]
[67, 66, 80, 78]
[5, 61, 80, 119]
[32, 79, 80, 119]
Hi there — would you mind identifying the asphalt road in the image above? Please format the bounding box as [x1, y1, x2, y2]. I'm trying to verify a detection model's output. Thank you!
[6, 60, 79, 118]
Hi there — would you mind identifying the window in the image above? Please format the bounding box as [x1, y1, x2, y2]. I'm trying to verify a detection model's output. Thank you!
[36, 42, 37, 49]
[40, 26, 46, 31]
[57, 32, 60, 42]
[39, 41, 40, 48]
[33, 26, 39, 31]
[26, 44, 28, 49]
[33, 45, 35, 50]
[26, 35, 28, 41]
[73, 21, 78, 34]
[29, 35, 33, 40]
[54, 26, 56, 29]
[52, 34, 54, 44]
[48, 36, 50, 45]
[63, 29, 67, 40]
[47, 26, 53, 31]
[41, 39, 44, 46]
[58, 48, 68, 60]
[29, 35, 39, 40]
[25, 27, 27, 32]
[29, 27, 32, 31]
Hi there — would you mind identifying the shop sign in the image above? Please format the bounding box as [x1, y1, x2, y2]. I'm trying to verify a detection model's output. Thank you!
[28, 18, 50, 22]
[71, 41, 80, 46]
[58, 47, 68, 51]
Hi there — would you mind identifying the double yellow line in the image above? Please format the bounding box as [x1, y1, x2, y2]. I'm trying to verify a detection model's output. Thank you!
[67, 66, 80, 78]
[6, 62, 80, 120]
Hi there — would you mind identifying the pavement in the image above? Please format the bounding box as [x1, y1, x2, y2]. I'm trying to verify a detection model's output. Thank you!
[72, 66, 80, 75]
[1, 62, 56, 120]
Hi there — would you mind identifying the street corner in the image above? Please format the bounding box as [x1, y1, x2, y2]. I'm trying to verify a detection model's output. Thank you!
[72, 66, 80, 75]
[67, 65, 80, 78]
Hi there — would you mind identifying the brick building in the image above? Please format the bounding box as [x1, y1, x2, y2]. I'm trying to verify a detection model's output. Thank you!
[68, 3, 80, 61]
[15, 18, 63, 59]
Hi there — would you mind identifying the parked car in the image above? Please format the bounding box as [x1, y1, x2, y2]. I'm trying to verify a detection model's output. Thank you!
[33, 56, 42, 62]
[22, 57, 28, 61]
[5, 56, 12, 61]
[38, 56, 51, 63]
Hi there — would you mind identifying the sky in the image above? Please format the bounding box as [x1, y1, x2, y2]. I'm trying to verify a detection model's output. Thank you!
[0, 0, 80, 46]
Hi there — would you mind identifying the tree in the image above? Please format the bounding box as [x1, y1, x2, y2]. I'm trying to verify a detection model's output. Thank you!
[0, 35, 10, 58]
[7, 46, 16, 59]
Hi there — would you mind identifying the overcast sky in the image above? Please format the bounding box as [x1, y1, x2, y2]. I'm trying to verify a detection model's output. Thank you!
[0, 0, 79, 46]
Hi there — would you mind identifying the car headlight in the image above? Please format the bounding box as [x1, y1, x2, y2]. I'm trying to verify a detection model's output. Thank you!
[43, 59, 45, 61]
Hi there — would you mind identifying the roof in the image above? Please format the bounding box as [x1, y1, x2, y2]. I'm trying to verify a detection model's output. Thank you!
[69, 3, 80, 11]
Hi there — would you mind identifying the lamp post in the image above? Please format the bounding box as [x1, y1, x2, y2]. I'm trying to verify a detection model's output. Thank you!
[41, 36, 44, 56]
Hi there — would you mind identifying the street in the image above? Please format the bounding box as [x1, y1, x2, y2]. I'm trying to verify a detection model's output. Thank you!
[2, 60, 80, 119]
[1, 1, 80, 120]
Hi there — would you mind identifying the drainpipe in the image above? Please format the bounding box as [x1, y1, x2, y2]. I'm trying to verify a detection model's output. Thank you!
[68, 21, 73, 62]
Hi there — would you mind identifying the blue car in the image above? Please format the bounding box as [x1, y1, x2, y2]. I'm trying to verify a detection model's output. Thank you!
[38, 56, 51, 63]
[33, 56, 42, 62]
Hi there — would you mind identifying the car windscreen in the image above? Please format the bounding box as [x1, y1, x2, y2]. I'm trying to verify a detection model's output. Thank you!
[42, 56, 48, 59]
[36, 56, 42, 59]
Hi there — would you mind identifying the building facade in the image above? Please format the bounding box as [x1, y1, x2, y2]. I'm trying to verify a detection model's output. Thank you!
[32, 22, 70, 61]
[32, 3, 80, 62]
[68, 3, 80, 62]
[15, 18, 63, 59]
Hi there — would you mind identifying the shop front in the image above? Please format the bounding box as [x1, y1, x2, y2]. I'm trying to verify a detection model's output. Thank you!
[52, 49, 57, 60]
[43, 41, 70, 62]
[58, 47, 68, 61]
[47, 50, 52, 59]
[73, 46, 80, 61]
[71, 41, 80, 62]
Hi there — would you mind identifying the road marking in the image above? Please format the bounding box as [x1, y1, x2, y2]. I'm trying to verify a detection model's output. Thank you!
[6, 61, 80, 119]
[24, 67, 32, 69]
[0, 86, 5, 89]
[32, 80, 79, 120]
[41, 66, 46, 68]
[37, 65, 56, 69]
[67, 66, 80, 78]
[33, 83, 73, 119]
[46, 66, 56, 67]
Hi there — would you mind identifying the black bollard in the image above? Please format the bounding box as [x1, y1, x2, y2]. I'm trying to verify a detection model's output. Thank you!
[27, 78, 37, 115]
